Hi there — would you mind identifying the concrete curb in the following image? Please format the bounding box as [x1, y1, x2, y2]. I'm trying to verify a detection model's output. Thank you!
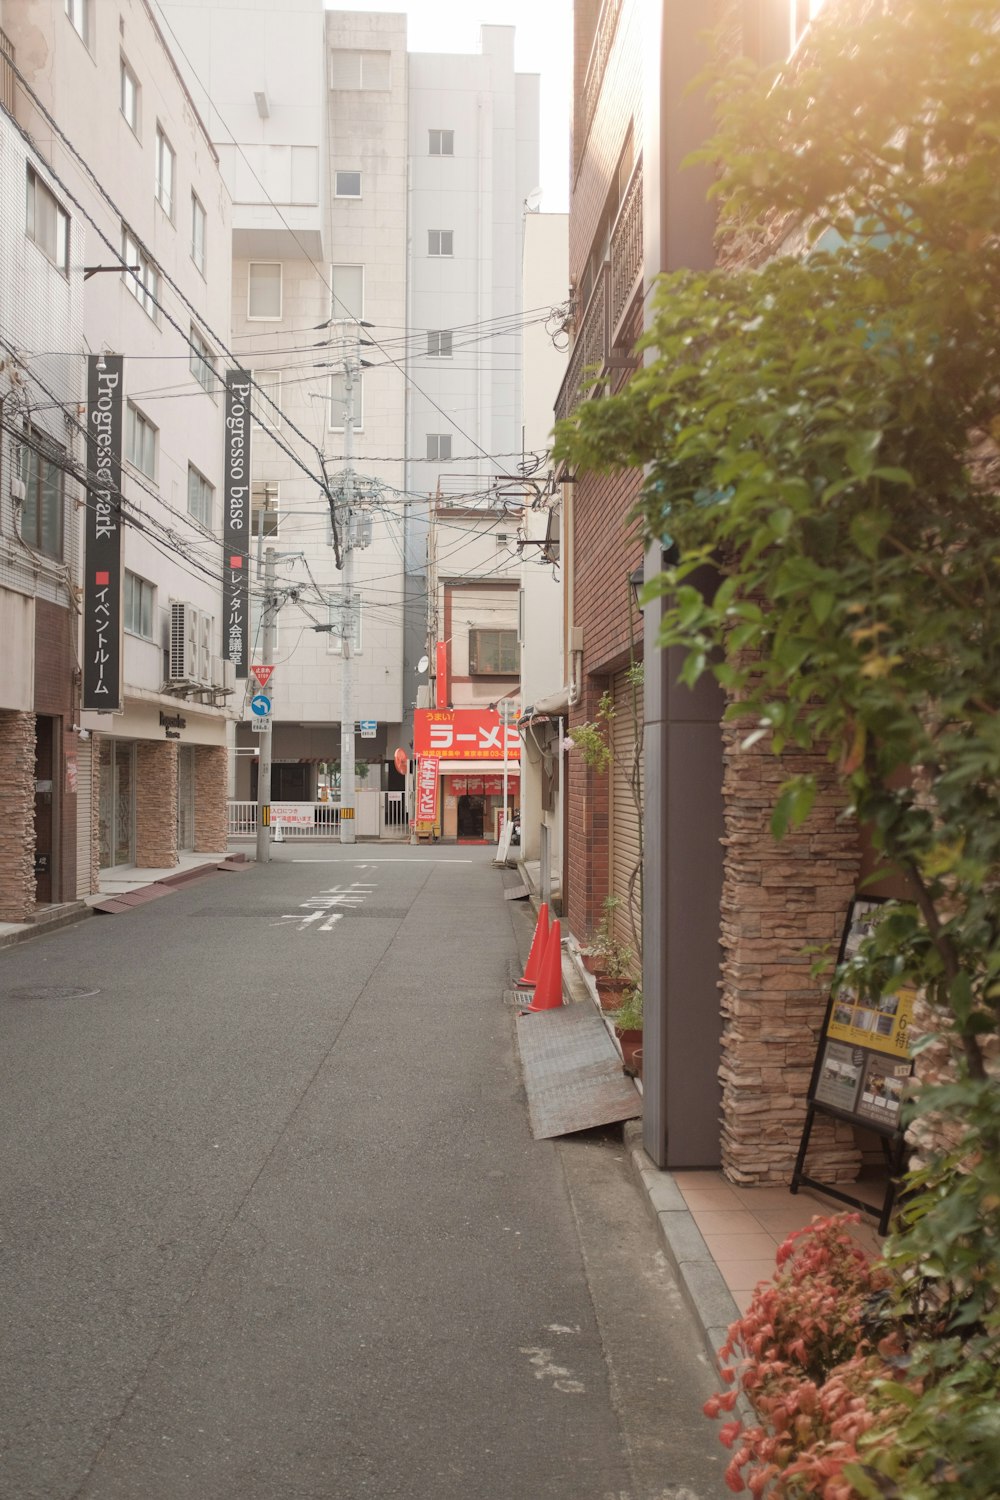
[623, 1119, 740, 1379]
[0, 903, 93, 950]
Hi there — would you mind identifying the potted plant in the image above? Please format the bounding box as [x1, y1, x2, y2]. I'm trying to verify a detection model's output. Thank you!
[611, 987, 643, 1076]
[596, 936, 635, 1010]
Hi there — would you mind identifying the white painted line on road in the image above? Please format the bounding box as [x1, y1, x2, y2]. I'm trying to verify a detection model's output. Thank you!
[273, 881, 380, 933]
[291, 858, 473, 864]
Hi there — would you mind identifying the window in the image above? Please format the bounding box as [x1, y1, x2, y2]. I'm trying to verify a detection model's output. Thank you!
[126, 403, 157, 479]
[65, 0, 89, 45]
[122, 226, 159, 319]
[427, 330, 452, 358]
[155, 126, 175, 218]
[331, 264, 364, 323]
[469, 628, 519, 675]
[328, 371, 363, 430]
[428, 230, 454, 257]
[19, 428, 64, 560]
[26, 167, 69, 275]
[426, 433, 452, 462]
[335, 170, 362, 198]
[191, 193, 206, 273]
[251, 481, 279, 538]
[251, 369, 282, 429]
[189, 326, 217, 394]
[429, 130, 454, 156]
[120, 57, 139, 134]
[187, 464, 213, 528]
[248, 262, 281, 319]
[327, 593, 362, 654]
[329, 49, 390, 90]
[124, 571, 154, 637]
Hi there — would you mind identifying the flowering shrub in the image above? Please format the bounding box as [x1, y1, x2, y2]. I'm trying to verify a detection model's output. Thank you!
[704, 1214, 905, 1497]
[704, 1208, 1000, 1498]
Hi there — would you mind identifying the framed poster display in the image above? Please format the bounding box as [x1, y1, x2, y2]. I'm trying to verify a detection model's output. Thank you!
[791, 897, 914, 1233]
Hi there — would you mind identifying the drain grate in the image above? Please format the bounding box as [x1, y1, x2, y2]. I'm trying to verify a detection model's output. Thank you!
[7, 984, 101, 1001]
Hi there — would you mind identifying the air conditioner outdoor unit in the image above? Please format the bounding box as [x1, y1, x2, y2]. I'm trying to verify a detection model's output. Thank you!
[199, 612, 213, 685]
[211, 657, 236, 692]
[169, 601, 200, 681]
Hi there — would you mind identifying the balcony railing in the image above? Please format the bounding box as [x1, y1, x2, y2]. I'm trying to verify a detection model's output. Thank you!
[555, 262, 609, 425]
[610, 159, 643, 333]
[555, 160, 644, 425]
[578, 0, 624, 172]
[1, 29, 15, 117]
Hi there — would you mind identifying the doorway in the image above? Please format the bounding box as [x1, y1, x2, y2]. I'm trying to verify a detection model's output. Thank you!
[457, 794, 484, 839]
[34, 716, 57, 904]
[98, 739, 135, 867]
[177, 746, 196, 851]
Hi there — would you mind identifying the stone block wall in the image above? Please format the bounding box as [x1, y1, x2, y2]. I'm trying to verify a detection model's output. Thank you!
[135, 740, 178, 868]
[718, 720, 862, 1184]
[0, 711, 36, 921]
[194, 745, 228, 852]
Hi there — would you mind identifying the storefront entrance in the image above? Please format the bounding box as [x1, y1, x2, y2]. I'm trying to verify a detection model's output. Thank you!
[177, 746, 196, 851]
[98, 739, 135, 867]
[457, 794, 485, 839]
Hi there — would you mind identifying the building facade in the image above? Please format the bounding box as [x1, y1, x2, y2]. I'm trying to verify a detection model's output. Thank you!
[561, 0, 871, 1182]
[0, 0, 236, 909]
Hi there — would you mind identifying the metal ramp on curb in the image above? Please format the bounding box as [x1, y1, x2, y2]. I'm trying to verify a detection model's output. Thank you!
[514, 1001, 641, 1141]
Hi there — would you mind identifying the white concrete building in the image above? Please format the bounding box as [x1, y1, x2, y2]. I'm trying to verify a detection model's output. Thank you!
[155, 5, 541, 832]
[516, 211, 569, 904]
[1, 0, 236, 884]
[158, 0, 409, 808]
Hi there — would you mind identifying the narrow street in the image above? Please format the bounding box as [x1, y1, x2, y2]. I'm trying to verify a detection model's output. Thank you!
[0, 848, 724, 1500]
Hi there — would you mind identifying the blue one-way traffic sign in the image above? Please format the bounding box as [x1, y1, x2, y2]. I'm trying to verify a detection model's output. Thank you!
[250, 694, 272, 717]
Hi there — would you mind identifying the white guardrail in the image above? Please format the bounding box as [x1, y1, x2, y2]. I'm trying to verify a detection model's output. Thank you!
[228, 792, 407, 839]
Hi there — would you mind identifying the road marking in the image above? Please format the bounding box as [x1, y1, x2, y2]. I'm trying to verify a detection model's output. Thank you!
[273, 881, 379, 932]
[291, 858, 473, 864]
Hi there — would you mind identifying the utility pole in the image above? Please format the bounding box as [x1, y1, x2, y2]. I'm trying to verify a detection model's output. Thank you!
[339, 356, 356, 845]
[255, 545, 277, 864]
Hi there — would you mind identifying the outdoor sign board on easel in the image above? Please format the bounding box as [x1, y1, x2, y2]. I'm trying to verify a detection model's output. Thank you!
[791, 896, 914, 1233]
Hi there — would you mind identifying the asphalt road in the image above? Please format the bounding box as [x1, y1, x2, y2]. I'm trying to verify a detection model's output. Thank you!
[0, 847, 724, 1500]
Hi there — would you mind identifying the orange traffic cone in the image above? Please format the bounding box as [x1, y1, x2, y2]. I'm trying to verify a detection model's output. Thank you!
[518, 903, 550, 986]
[525, 919, 564, 1011]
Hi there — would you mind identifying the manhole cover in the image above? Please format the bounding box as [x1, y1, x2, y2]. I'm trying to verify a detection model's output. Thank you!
[7, 984, 101, 1001]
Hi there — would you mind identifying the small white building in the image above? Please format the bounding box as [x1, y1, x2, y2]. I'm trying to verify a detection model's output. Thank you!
[516, 210, 569, 904]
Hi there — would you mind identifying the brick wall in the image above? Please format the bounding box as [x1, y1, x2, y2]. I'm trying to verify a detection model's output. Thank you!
[194, 745, 228, 852]
[718, 721, 863, 1183]
[0, 711, 36, 921]
[34, 599, 78, 903]
[135, 741, 178, 868]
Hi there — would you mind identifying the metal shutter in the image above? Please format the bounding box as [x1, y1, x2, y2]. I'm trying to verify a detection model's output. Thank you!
[611, 667, 643, 963]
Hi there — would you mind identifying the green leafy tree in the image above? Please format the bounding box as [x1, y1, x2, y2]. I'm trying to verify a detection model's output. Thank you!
[554, 1, 1000, 1492]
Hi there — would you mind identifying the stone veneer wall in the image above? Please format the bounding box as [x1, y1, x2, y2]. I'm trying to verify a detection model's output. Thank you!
[135, 740, 178, 868]
[718, 720, 862, 1184]
[194, 745, 228, 852]
[0, 711, 37, 921]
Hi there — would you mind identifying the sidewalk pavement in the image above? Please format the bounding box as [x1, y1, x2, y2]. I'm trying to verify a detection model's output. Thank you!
[0, 849, 234, 950]
[547, 894, 885, 1379]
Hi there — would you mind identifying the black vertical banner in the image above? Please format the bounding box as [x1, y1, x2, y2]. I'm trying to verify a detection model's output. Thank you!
[83, 354, 124, 711]
[223, 369, 252, 678]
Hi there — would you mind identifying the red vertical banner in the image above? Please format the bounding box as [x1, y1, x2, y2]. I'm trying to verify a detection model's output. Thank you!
[435, 640, 449, 709]
[416, 756, 440, 823]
